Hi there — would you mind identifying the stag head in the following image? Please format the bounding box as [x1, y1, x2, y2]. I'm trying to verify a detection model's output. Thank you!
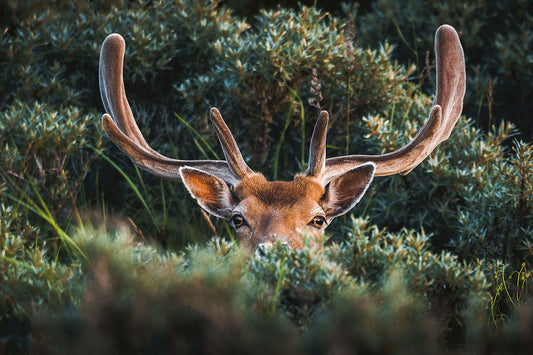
[99, 25, 465, 249]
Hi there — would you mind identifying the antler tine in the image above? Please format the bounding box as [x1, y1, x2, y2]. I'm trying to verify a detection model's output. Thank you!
[322, 24, 466, 183]
[432, 24, 466, 143]
[99, 33, 238, 185]
[100, 34, 154, 153]
[209, 108, 255, 179]
[305, 111, 329, 177]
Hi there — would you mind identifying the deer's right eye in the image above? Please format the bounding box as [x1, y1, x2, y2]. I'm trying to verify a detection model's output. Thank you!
[309, 215, 327, 229]
[230, 214, 246, 228]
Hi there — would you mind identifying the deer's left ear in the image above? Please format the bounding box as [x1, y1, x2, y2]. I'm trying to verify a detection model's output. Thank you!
[321, 163, 375, 218]
[180, 167, 236, 219]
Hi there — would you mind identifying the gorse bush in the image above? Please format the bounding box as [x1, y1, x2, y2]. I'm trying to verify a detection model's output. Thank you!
[1, 0, 532, 352]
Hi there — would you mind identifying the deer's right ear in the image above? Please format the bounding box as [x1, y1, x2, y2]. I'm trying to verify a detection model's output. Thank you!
[179, 167, 236, 219]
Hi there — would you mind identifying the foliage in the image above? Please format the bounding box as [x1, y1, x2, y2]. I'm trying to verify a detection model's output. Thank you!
[247, 218, 490, 330]
[0, 101, 103, 247]
[453, 141, 533, 268]
[33, 230, 301, 354]
[177, 6, 414, 175]
[28, 227, 481, 353]
[0, 0, 532, 352]
[341, 218, 488, 317]
[1, 0, 418, 242]
[23, 227, 528, 353]
[489, 262, 530, 328]
[248, 235, 352, 326]
[360, 106, 533, 269]
[304, 272, 440, 354]
[0, 203, 84, 354]
[351, 0, 533, 140]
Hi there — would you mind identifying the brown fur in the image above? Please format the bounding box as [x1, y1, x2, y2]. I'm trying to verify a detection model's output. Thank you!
[234, 174, 324, 208]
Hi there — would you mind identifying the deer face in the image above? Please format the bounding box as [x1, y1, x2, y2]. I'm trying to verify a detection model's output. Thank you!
[98, 25, 465, 250]
[179, 167, 374, 248]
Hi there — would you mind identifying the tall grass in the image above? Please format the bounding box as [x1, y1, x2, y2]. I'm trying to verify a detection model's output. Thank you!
[2, 176, 87, 262]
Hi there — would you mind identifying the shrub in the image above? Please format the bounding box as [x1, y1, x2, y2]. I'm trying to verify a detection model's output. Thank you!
[356, 103, 532, 268]
[0, 0, 532, 352]
[32, 230, 301, 354]
[177, 6, 415, 176]
[248, 234, 352, 326]
[0, 101, 103, 245]
[31, 226, 489, 353]
[25, 224, 529, 353]
[0, 203, 84, 354]
[304, 272, 441, 354]
[452, 141, 533, 268]
[352, 0, 533, 140]
[2, 0, 419, 243]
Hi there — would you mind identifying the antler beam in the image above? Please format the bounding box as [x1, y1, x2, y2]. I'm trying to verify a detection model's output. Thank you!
[321, 24, 466, 183]
[99, 33, 246, 186]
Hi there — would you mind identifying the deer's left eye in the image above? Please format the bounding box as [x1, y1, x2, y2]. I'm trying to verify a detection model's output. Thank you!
[309, 216, 327, 229]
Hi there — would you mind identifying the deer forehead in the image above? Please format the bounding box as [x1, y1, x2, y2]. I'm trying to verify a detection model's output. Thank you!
[234, 174, 325, 209]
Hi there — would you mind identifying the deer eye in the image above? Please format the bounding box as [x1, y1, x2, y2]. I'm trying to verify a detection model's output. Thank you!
[309, 216, 327, 229]
[230, 214, 246, 229]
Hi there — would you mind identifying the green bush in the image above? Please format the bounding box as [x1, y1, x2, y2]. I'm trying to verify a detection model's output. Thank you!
[2, 0, 418, 242]
[28, 227, 480, 353]
[360, 108, 533, 266]
[33, 230, 301, 354]
[453, 141, 533, 268]
[0, 203, 84, 353]
[248, 217, 490, 329]
[177, 6, 414, 176]
[0, 101, 103, 245]
[26, 227, 525, 353]
[0, 0, 532, 352]
[352, 0, 533, 140]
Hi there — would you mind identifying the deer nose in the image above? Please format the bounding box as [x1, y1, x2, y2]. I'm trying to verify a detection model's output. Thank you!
[255, 243, 269, 258]
[255, 241, 288, 258]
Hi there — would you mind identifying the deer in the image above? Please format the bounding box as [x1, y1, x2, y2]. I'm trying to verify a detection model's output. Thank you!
[99, 24, 465, 251]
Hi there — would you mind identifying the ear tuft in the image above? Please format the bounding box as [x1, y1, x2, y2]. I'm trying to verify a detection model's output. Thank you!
[322, 163, 375, 218]
[179, 167, 235, 219]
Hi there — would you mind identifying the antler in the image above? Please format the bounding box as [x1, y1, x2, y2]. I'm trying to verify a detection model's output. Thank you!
[305, 110, 329, 178]
[321, 24, 466, 184]
[99, 33, 252, 186]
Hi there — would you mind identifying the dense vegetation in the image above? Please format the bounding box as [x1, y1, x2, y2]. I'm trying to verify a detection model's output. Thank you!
[1, 0, 531, 353]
